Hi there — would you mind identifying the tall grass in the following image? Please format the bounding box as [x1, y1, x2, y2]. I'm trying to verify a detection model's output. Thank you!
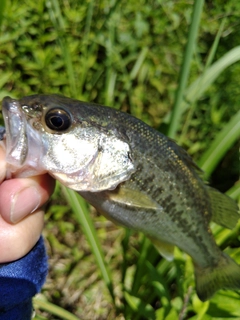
[1, 0, 240, 319]
[167, 0, 204, 139]
[62, 186, 116, 304]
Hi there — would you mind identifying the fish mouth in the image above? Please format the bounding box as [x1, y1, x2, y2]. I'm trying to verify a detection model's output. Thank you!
[2, 96, 28, 172]
[2, 96, 47, 178]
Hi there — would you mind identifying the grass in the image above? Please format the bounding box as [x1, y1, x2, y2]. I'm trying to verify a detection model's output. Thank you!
[167, 0, 204, 139]
[1, 0, 240, 319]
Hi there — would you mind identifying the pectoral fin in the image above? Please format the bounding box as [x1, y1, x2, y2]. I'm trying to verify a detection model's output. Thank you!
[106, 186, 160, 210]
[148, 236, 175, 261]
[208, 186, 239, 229]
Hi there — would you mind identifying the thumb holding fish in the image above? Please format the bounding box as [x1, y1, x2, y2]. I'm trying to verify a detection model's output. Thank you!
[0, 145, 55, 263]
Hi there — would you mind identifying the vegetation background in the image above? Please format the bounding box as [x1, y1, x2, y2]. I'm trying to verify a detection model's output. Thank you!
[0, 0, 240, 319]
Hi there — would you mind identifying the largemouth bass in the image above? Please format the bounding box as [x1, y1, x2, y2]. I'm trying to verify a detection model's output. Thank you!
[1, 94, 240, 301]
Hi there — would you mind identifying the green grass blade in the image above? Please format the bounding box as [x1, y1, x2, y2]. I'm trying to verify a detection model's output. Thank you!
[131, 237, 152, 295]
[204, 18, 226, 70]
[105, 69, 117, 106]
[0, 0, 6, 29]
[62, 186, 116, 304]
[130, 47, 148, 80]
[167, 0, 205, 139]
[163, 46, 240, 125]
[197, 109, 240, 178]
[121, 228, 131, 285]
[226, 181, 240, 201]
[178, 18, 226, 144]
[78, 0, 94, 97]
[124, 291, 155, 320]
[46, 0, 77, 97]
[183, 46, 240, 114]
[33, 297, 79, 320]
[84, 0, 94, 38]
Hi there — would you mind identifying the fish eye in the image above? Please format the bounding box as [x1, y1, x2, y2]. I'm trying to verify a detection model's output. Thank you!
[45, 108, 71, 131]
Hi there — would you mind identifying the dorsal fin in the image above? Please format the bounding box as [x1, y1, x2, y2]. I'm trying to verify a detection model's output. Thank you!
[207, 186, 239, 229]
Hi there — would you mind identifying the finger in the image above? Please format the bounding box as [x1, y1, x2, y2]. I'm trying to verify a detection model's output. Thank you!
[0, 208, 45, 263]
[0, 174, 55, 224]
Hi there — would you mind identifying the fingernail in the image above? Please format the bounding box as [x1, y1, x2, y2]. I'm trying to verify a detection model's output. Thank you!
[10, 186, 41, 223]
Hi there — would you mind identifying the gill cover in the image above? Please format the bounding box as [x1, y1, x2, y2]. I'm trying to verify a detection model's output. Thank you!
[41, 106, 136, 192]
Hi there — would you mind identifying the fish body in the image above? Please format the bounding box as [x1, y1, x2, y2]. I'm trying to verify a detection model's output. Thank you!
[1, 94, 240, 301]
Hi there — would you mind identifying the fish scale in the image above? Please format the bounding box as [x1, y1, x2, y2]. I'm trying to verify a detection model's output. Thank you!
[1, 94, 240, 301]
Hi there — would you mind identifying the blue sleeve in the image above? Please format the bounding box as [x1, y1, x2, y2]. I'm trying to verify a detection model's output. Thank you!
[0, 236, 48, 320]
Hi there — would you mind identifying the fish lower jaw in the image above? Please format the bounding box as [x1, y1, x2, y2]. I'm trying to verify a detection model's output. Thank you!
[5, 162, 47, 179]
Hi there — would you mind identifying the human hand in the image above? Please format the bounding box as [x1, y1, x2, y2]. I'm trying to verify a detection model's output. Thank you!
[0, 146, 55, 263]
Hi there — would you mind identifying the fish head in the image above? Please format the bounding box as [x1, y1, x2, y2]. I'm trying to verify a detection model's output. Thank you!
[1, 95, 135, 191]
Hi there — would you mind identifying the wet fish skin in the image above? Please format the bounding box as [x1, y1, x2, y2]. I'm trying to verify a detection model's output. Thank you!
[1, 94, 240, 301]
[2, 95, 135, 189]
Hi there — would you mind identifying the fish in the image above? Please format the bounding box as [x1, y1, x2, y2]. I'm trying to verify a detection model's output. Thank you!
[1, 94, 240, 301]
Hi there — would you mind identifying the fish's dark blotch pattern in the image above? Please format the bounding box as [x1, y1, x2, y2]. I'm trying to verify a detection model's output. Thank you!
[151, 187, 164, 199]
[15, 94, 240, 290]
[3, 93, 239, 301]
[161, 195, 174, 211]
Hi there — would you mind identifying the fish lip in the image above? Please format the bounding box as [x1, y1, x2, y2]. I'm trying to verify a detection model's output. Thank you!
[2, 96, 28, 168]
[2, 96, 16, 111]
